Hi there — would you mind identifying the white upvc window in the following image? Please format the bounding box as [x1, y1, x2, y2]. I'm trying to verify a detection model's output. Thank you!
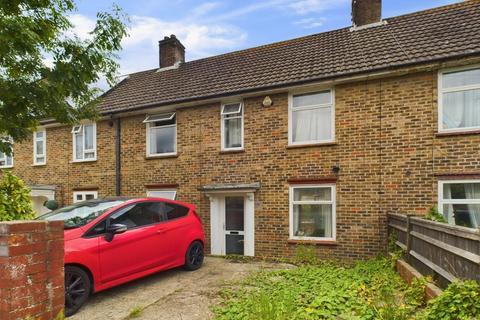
[0, 137, 13, 168]
[288, 89, 335, 145]
[221, 102, 244, 150]
[289, 184, 336, 240]
[144, 112, 177, 156]
[72, 123, 96, 162]
[73, 191, 98, 203]
[438, 66, 480, 133]
[33, 129, 46, 165]
[146, 189, 177, 200]
[438, 180, 480, 228]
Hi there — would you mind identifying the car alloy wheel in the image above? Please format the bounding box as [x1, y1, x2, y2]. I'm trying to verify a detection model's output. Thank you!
[65, 266, 91, 317]
[185, 241, 204, 270]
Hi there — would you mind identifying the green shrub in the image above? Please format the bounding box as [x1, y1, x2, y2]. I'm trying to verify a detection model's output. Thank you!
[419, 280, 480, 320]
[0, 171, 35, 221]
[425, 206, 447, 223]
[293, 244, 319, 265]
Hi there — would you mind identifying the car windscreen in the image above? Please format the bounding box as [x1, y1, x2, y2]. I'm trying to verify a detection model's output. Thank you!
[37, 200, 126, 229]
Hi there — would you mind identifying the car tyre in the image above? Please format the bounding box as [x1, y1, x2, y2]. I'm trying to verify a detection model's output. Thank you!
[184, 240, 204, 271]
[64, 265, 91, 317]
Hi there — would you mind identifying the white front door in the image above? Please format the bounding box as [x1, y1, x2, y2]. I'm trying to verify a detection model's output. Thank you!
[209, 193, 255, 256]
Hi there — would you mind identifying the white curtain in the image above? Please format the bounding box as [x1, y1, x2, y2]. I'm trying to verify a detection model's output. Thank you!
[443, 89, 480, 129]
[225, 118, 241, 148]
[443, 184, 454, 224]
[293, 107, 331, 142]
[75, 133, 83, 159]
[464, 184, 480, 228]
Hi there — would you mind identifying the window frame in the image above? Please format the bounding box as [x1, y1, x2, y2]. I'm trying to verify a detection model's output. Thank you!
[289, 184, 336, 241]
[73, 191, 98, 203]
[0, 137, 13, 169]
[146, 189, 177, 200]
[438, 179, 480, 225]
[220, 102, 244, 151]
[145, 113, 177, 157]
[33, 128, 46, 166]
[72, 123, 97, 162]
[288, 88, 335, 146]
[438, 65, 480, 133]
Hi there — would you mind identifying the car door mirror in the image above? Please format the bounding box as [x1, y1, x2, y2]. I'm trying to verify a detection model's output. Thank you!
[105, 223, 127, 242]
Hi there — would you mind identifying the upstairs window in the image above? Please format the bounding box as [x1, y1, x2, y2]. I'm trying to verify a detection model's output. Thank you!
[439, 67, 480, 132]
[289, 90, 334, 145]
[0, 138, 13, 168]
[33, 129, 46, 165]
[144, 113, 177, 156]
[72, 123, 96, 161]
[439, 180, 480, 228]
[221, 103, 243, 150]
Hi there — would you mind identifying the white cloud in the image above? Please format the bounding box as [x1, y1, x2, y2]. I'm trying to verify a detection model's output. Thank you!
[294, 17, 326, 29]
[123, 15, 247, 59]
[288, 0, 349, 15]
[68, 14, 96, 40]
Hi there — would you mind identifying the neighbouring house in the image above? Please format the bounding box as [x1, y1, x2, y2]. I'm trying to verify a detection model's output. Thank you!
[4, 0, 480, 260]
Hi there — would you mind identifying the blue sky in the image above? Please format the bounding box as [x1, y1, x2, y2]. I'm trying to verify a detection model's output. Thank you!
[70, 0, 459, 77]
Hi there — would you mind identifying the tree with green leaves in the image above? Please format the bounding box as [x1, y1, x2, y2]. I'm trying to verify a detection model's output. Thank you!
[0, 171, 35, 221]
[0, 0, 128, 153]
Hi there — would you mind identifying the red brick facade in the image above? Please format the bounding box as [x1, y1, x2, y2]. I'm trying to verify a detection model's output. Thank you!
[7, 66, 480, 260]
[0, 220, 64, 320]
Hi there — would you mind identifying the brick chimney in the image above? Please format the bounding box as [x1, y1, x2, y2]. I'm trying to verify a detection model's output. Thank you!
[351, 0, 382, 28]
[159, 35, 185, 69]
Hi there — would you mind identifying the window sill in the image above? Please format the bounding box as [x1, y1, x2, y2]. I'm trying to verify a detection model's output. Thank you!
[32, 163, 46, 167]
[71, 159, 97, 164]
[220, 149, 245, 154]
[436, 130, 480, 137]
[145, 153, 178, 160]
[286, 142, 337, 149]
[288, 239, 338, 245]
[0, 166, 13, 169]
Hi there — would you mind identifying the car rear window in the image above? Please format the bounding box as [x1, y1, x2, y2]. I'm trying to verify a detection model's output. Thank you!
[164, 203, 189, 220]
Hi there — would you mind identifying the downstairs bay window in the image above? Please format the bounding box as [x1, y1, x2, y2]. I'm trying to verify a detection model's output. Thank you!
[289, 184, 336, 240]
[439, 180, 480, 228]
[439, 66, 480, 132]
[144, 113, 177, 156]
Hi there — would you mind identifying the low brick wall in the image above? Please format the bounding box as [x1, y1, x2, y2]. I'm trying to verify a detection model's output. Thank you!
[396, 258, 442, 301]
[0, 220, 64, 320]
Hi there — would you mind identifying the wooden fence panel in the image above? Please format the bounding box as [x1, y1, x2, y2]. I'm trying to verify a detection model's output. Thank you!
[387, 213, 480, 288]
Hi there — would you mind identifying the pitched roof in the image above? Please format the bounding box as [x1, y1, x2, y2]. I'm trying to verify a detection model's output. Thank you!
[99, 1, 480, 114]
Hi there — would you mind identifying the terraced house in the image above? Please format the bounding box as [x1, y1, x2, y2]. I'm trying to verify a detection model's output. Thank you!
[6, 0, 480, 260]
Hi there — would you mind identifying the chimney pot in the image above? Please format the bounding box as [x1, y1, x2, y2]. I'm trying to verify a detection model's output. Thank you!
[159, 34, 185, 68]
[352, 0, 382, 28]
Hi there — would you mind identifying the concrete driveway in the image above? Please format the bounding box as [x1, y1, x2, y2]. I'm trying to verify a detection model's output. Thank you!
[70, 257, 288, 320]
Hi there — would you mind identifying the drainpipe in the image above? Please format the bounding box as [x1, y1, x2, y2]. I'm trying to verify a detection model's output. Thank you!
[115, 118, 121, 196]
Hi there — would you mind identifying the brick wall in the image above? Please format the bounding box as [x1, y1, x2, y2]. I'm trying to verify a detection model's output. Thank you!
[7, 67, 479, 260]
[13, 120, 117, 205]
[0, 220, 64, 320]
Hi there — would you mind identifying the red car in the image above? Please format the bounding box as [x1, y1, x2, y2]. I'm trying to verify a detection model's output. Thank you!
[38, 197, 205, 317]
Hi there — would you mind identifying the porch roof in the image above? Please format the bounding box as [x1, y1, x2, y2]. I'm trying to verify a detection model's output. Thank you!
[199, 182, 260, 192]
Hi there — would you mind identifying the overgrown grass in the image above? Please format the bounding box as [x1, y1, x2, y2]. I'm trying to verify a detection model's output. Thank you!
[213, 256, 480, 320]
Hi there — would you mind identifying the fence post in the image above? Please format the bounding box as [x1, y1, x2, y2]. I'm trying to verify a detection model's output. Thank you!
[406, 214, 413, 263]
